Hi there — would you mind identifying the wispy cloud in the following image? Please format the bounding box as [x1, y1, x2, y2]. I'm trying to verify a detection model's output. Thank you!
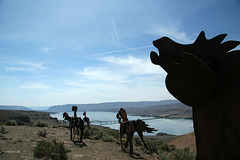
[6, 60, 49, 72]
[19, 82, 51, 90]
[111, 18, 120, 43]
[76, 67, 128, 83]
[6, 67, 26, 71]
[146, 25, 193, 43]
[100, 55, 165, 75]
[91, 46, 152, 57]
[19, 61, 46, 69]
[42, 47, 50, 54]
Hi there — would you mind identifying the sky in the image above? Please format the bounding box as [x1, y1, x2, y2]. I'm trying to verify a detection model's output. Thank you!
[0, 0, 240, 107]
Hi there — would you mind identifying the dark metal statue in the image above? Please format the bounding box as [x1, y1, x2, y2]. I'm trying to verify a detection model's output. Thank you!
[117, 108, 157, 156]
[63, 106, 85, 141]
[150, 31, 240, 160]
[83, 111, 90, 127]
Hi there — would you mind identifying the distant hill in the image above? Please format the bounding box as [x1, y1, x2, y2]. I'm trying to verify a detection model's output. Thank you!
[47, 100, 179, 112]
[126, 103, 192, 119]
[0, 105, 31, 111]
[0, 110, 58, 125]
[47, 100, 192, 119]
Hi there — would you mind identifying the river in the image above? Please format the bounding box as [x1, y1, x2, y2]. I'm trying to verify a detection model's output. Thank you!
[50, 111, 193, 136]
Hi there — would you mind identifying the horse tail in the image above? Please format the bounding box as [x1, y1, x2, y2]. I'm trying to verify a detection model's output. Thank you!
[136, 119, 157, 133]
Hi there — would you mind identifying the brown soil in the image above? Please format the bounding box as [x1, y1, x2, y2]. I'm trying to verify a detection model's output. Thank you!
[0, 125, 162, 160]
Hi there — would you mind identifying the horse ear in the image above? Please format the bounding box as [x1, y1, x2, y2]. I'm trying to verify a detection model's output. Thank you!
[209, 33, 227, 45]
[194, 31, 207, 45]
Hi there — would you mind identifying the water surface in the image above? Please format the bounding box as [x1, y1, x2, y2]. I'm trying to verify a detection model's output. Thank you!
[50, 111, 193, 135]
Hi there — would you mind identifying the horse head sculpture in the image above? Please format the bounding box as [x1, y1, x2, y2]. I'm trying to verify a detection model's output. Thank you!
[117, 108, 128, 122]
[151, 31, 240, 159]
[83, 111, 90, 127]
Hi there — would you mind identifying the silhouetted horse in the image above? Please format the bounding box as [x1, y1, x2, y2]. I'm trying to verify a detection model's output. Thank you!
[83, 111, 90, 127]
[116, 108, 157, 155]
[151, 31, 240, 159]
[63, 112, 84, 141]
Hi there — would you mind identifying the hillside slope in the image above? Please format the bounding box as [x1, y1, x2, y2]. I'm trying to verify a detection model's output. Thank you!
[0, 110, 58, 125]
[0, 105, 30, 110]
[47, 100, 179, 112]
[169, 132, 196, 153]
[126, 103, 192, 119]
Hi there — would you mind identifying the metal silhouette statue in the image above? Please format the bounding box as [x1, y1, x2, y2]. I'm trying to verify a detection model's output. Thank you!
[150, 31, 240, 159]
[83, 111, 90, 127]
[116, 108, 157, 156]
[63, 106, 85, 142]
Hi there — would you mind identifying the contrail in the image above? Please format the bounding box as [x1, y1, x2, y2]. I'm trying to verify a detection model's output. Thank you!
[91, 45, 153, 57]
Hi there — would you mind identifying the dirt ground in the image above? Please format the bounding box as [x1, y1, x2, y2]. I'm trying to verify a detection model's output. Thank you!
[0, 125, 163, 160]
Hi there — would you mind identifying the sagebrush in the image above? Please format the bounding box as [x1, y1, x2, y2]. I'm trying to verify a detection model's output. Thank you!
[33, 139, 68, 160]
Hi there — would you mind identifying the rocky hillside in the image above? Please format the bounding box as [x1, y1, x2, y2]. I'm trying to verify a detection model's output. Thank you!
[0, 105, 30, 110]
[0, 110, 58, 125]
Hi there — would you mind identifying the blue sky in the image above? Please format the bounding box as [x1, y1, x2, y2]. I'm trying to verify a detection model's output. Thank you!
[0, 0, 239, 107]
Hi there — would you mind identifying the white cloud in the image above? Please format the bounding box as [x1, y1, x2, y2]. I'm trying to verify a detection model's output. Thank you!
[101, 55, 166, 75]
[20, 82, 51, 90]
[76, 67, 128, 83]
[146, 25, 193, 44]
[5, 60, 49, 72]
[42, 47, 50, 54]
[19, 61, 46, 70]
[6, 67, 26, 71]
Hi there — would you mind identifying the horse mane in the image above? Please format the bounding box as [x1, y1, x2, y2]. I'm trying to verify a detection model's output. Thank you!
[136, 119, 157, 133]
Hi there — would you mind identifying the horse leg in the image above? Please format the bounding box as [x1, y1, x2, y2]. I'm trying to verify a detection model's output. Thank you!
[70, 127, 73, 140]
[80, 122, 84, 142]
[125, 136, 129, 149]
[137, 131, 148, 150]
[128, 132, 134, 156]
[120, 130, 125, 151]
[73, 126, 76, 141]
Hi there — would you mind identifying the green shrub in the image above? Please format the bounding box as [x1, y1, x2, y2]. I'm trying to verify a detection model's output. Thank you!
[0, 126, 8, 134]
[157, 151, 170, 160]
[143, 139, 164, 154]
[102, 134, 116, 142]
[97, 128, 119, 142]
[37, 129, 47, 138]
[33, 139, 68, 160]
[160, 143, 176, 152]
[169, 148, 195, 160]
[83, 126, 100, 139]
[0, 122, 6, 125]
[33, 121, 48, 127]
[97, 130, 104, 138]
[6, 120, 17, 126]
[83, 127, 91, 138]
[104, 129, 119, 139]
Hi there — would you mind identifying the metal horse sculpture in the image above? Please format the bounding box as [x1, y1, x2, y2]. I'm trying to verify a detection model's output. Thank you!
[150, 31, 240, 159]
[63, 106, 85, 141]
[83, 111, 90, 127]
[116, 108, 157, 155]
